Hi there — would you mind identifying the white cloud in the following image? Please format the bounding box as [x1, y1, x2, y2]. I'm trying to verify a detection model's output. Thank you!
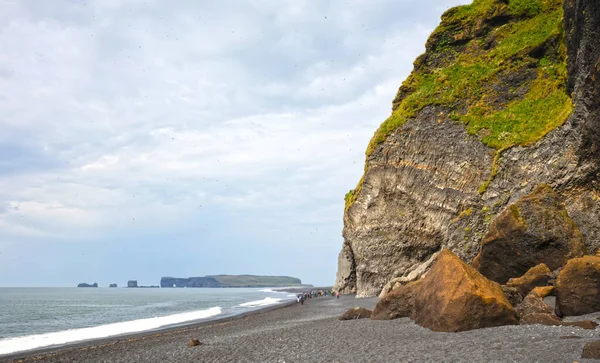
[0, 0, 470, 285]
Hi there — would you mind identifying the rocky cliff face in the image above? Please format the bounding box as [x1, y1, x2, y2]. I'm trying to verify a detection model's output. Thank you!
[335, 0, 600, 297]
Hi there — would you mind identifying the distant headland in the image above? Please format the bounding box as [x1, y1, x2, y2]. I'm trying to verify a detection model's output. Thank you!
[76, 275, 302, 288]
[160, 275, 302, 288]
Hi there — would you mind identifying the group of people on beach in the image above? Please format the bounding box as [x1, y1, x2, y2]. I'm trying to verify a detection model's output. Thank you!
[296, 289, 340, 305]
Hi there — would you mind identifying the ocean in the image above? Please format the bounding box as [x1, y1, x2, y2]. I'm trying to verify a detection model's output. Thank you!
[0, 287, 298, 356]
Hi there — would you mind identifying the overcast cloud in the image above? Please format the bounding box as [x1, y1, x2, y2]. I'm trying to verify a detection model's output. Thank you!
[0, 0, 469, 287]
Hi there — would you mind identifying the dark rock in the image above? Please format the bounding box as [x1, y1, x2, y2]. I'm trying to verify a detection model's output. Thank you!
[505, 263, 553, 297]
[556, 256, 600, 316]
[582, 341, 600, 359]
[109, 283, 117, 288]
[187, 339, 202, 347]
[520, 313, 597, 330]
[413, 249, 518, 332]
[77, 282, 98, 288]
[515, 290, 554, 318]
[473, 185, 587, 284]
[127, 280, 138, 288]
[531, 286, 555, 298]
[339, 307, 372, 320]
[501, 286, 523, 307]
[371, 280, 422, 320]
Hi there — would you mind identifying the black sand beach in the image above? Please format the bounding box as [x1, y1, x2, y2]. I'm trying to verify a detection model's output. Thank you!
[4, 295, 600, 362]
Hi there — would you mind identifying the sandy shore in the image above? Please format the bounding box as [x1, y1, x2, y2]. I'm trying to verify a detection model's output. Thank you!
[3, 295, 600, 362]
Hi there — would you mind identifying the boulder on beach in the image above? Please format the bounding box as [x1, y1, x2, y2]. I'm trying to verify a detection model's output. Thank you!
[501, 286, 523, 307]
[556, 256, 600, 316]
[379, 251, 440, 299]
[188, 339, 202, 347]
[413, 249, 518, 332]
[339, 307, 372, 320]
[515, 290, 554, 317]
[505, 263, 553, 297]
[531, 286, 555, 298]
[371, 280, 422, 320]
[109, 283, 117, 288]
[517, 287, 598, 329]
[473, 185, 587, 284]
[520, 313, 598, 330]
[583, 341, 600, 359]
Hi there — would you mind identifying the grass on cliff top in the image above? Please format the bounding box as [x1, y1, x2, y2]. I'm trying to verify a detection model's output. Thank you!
[365, 0, 571, 156]
[344, 0, 571, 210]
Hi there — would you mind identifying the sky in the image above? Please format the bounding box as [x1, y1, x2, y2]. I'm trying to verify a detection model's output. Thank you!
[0, 0, 469, 287]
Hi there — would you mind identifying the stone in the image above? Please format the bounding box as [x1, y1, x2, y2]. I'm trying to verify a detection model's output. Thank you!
[582, 341, 600, 359]
[127, 280, 138, 288]
[474, 185, 588, 284]
[379, 252, 440, 298]
[188, 339, 202, 347]
[413, 249, 518, 332]
[371, 280, 422, 320]
[339, 307, 372, 320]
[520, 313, 597, 330]
[505, 263, 553, 297]
[556, 256, 600, 316]
[501, 286, 523, 307]
[109, 283, 117, 288]
[515, 290, 553, 318]
[531, 286, 555, 298]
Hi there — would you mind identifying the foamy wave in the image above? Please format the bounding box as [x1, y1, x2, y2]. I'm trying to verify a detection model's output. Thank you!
[237, 297, 282, 307]
[258, 288, 297, 298]
[0, 306, 222, 356]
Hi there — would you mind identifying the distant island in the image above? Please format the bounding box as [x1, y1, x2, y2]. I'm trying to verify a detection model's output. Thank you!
[109, 283, 117, 288]
[77, 282, 98, 288]
[160, 275, 302, 288]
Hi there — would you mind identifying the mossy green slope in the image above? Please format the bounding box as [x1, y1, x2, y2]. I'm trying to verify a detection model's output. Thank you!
[347, 0, 571, 209]
[369, 0, 570, 155]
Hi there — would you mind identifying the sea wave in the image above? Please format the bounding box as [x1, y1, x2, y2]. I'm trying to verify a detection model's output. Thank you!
[0, 306, 222, 356]
[237, 297, 283, 307]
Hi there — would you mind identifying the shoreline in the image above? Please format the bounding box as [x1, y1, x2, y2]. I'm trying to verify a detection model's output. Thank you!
[5, 294, 598, 362]
[1, 299, 298, 362]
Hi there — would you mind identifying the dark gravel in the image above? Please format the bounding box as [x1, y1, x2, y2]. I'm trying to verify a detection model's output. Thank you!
[3, 295, 600, 363]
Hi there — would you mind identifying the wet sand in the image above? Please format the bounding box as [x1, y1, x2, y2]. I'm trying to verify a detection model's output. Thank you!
[3, 295, 600, 362]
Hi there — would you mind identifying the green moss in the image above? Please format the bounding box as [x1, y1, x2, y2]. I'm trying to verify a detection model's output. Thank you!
[366, 0, 571, 156]
[344, 175, 364, 212]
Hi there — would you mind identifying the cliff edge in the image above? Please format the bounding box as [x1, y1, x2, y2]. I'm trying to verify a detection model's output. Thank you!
[335, 0, 600, 297]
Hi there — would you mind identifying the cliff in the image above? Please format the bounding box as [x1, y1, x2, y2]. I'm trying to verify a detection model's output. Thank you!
[335, 0, 600, 297]
[160, 275, 302, 288]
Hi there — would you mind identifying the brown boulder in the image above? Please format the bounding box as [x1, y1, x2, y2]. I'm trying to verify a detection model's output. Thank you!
[501, 285, 523, 307]
[474, 185, 587, 284]
[339, 307, 372, 320]
[188, 339, 202, 347]
[413, 249, 518, 332]
[583, 341, 600, 359]
[371, 280, 422, 320]
[520, 313, 598, 330]
[556, 255, 600, 316]
[506, 263, 553, 297]
[531, 286, 555, 298]
[515, 290, 553, 317]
